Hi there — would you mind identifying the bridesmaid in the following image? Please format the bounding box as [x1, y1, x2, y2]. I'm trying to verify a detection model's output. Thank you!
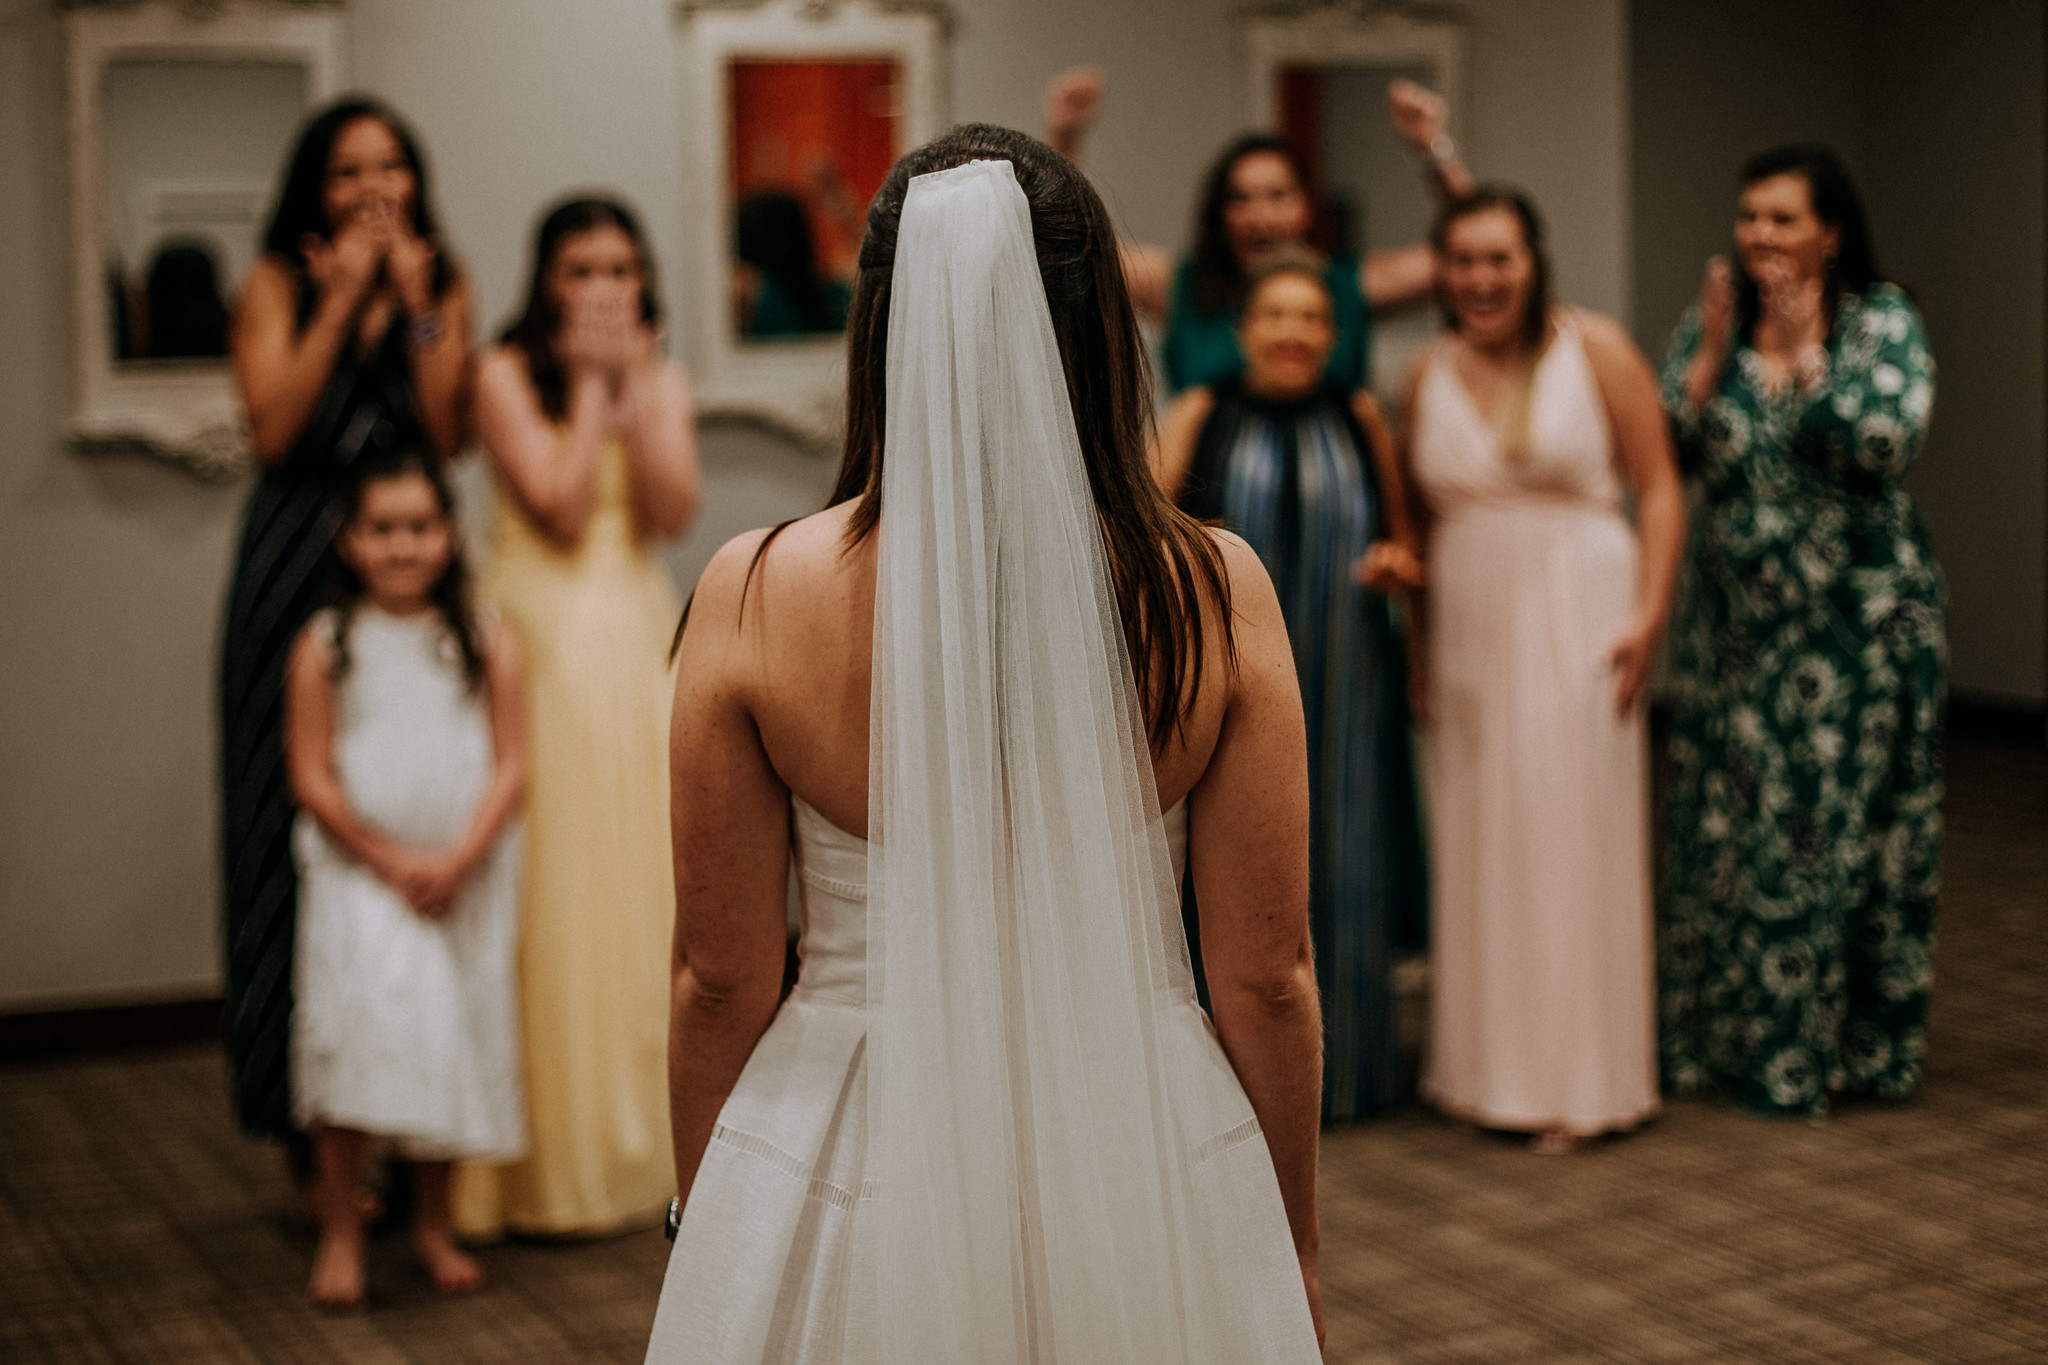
[458, 197, 701, 1236]
[1154, 249, 1427, 1122]
[1658, 146, 1943, 1117]
[224, 98, 469, 1157]
[1399, 188, 1684, 1151]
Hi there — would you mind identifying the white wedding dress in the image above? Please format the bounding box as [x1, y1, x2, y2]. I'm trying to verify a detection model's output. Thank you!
[646, 159, 1320, 1364]
[644, 797, 1312, 1362]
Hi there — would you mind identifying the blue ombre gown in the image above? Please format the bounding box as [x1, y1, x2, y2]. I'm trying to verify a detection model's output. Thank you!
[1179, 381, 1427, 1122]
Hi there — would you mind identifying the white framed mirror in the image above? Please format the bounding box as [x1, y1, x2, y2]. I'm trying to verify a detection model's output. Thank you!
[65, 0, 350, 478]
[1240, 4, 1467, 397]
[678, 0, 949, 445]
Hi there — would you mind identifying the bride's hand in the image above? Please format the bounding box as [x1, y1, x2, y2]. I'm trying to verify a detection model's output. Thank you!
[1299, 1248, 1326, 1351]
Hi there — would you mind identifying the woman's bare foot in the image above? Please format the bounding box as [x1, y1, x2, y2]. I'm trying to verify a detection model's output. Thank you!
[308, 1227, 367, 1310]
[1530, 1129, 1582, 1155]
[414, 1229, 486, 1295]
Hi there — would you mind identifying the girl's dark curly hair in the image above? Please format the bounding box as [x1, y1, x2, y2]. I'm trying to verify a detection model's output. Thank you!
[329, 447, 485, 692]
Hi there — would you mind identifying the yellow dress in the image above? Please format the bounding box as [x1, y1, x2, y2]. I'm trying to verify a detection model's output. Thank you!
[455, 437, 681, 1237]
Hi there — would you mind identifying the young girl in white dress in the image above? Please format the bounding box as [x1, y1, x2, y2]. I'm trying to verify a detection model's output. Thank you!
[284, 448, 528, 1308]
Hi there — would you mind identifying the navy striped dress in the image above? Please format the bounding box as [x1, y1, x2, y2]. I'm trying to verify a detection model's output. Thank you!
[1179, 381, 1427, 1121]
[219, 304, 426, 1138]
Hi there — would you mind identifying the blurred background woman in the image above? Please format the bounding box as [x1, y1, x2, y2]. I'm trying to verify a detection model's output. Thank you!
[456, 196, 701, 1237]
[223, 96, 469, 1168]
[1154, 248, 1426, 1122]
[1046, 69, 1473, 394]
[1402, 188, 1684, 1151]
[1658, 147, 1943, 1118]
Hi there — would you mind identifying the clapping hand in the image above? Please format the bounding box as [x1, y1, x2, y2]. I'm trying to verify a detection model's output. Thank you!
[1681, 256, 1737, 409]
[1751, 254, 1828, 391]
[1698, 255, 1735, 357]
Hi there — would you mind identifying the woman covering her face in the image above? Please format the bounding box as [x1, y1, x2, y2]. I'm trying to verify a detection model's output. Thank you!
[221, 97, 471, 1165]
[1658, 146, 1943, 1118]
[455, 196, 702, 1238]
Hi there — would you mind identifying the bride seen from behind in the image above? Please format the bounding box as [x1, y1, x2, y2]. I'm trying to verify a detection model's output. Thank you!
[653, 125, 1324, 1361]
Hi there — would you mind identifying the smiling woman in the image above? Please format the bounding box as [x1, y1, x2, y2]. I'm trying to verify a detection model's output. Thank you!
[220, 98, 470, 1193]
[1657, 146, 1945, 1120]
[1399, 186, 1686, 1153]
[1151, 251, 1429, 1123]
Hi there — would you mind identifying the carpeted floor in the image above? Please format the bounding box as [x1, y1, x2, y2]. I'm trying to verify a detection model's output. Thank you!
[1, 738, 2042, 1364]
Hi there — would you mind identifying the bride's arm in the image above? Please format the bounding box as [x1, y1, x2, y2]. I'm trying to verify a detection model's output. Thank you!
[1186, 531, 1324, 1345]
[666, 529, 794, 1204]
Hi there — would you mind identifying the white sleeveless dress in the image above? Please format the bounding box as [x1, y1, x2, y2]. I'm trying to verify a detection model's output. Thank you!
[646, 795, 1312, 1363]
[1409, 314, 1660, 1136]
[290, 606, 527, 1161]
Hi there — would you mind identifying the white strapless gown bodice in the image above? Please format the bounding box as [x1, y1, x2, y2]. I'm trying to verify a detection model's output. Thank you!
[646, 795, 1316, 1363]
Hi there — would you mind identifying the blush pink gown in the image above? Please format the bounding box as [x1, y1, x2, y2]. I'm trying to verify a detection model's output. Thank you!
[1409, 313, 1660, 1137]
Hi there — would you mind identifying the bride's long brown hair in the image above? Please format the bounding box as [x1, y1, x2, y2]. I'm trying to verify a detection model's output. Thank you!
[830, 124, 1234, 749]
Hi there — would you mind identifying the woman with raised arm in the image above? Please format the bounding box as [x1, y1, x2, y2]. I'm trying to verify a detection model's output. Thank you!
[1153, 246, 1426, 1123]
[456, 197, 700, 1238]
[648, 128, 1324, 1361]
[1046, 68, 1473, 393]
[223, 97, 470, 1163]
[1658, 147, 1943, 1118]
[1401, 188, 1685, 1153]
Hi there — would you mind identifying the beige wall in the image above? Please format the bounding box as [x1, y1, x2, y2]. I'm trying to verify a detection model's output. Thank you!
[0, 0, 1628, 1009]
[1632, 0, 2048, 707]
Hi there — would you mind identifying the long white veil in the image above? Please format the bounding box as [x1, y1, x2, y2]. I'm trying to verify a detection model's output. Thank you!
[866, 158, 1270, 1361]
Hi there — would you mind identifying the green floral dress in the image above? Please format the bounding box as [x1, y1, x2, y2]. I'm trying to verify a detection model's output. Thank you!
[1657, 284, 1945, 1117]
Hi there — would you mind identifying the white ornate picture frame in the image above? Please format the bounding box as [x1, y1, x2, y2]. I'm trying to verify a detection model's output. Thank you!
[1239, 4, 1467, 134]
[677, 0, 948, 445]
[64, 0, 350, 478]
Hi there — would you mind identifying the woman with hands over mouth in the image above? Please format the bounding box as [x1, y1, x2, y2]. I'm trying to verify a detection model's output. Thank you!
[222, 97, 471, 1164]
[1398, 188, 1685, 1153]
[454, 197, 701, 1240]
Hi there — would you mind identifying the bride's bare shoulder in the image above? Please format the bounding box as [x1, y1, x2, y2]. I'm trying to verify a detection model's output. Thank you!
[1198, 525, 1282, 620]
[683, 503, 866, 645]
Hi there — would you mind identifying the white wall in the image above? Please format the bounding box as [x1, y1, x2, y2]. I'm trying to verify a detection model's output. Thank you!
[1631, 0, 2047, 708]
[0, 0, 1629, 1010]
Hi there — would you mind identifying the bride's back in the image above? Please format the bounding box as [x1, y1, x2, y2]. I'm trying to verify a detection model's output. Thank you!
[705, 500, 1239, 840]
[658, 126, 1325, 1360]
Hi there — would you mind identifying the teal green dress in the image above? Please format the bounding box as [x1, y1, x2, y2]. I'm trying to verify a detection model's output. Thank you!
[1657, 284, 1945, 1117]
[1162, 257, 1372, 394]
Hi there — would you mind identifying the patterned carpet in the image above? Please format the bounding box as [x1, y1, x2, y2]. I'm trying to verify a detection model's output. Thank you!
[1, 737, 2041, 1363]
